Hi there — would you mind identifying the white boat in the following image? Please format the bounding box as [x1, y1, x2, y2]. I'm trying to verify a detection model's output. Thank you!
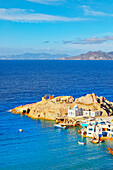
[54, 123, 66, 129]
[78, 141, 85, 145]
[19, 129, 23, 132]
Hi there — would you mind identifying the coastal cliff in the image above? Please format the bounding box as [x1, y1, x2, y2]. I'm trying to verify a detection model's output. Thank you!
[11, 93, 113, 120]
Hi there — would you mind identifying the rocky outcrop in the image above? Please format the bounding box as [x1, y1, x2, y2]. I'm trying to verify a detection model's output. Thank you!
[11, 96, 75, 120]
[75, 93, 113, 116]
[11, 94, 113, 120]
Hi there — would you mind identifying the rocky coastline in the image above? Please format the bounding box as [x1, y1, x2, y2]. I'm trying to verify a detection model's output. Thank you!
[11, 93, 113, 120]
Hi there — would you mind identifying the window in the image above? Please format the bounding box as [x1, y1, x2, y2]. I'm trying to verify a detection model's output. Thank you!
[102, 132, 107, 137]
[89, 128, 93, 131]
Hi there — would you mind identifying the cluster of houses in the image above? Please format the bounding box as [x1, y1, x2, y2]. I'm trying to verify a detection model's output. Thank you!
[55, 104, 113, 140]
[80, 118, 113, 139]
[67, 105, 113, 139]
[68, 105, 101, 118]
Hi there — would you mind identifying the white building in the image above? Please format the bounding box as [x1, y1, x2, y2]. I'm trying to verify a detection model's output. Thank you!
[83, 110, 101, 118]
[86, 124, 102, 138]
[109, 125, 113, 138]
[81, 119, 113, 139]
[86, 125, 95, 137]
[68, 105, 83, 118]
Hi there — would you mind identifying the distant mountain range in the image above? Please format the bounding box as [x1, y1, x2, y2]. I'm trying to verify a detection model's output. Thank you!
[60, 50, 113, 60]
[0, 53, 69, 60]
[1, 50, 113, 60]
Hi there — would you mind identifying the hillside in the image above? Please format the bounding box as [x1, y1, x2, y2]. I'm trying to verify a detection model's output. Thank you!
[0, 53, 69, 60]
[60, 50, 113, 60]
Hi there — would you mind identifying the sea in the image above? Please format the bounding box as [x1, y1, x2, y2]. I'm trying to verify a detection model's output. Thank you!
[0, 60, 113, 170]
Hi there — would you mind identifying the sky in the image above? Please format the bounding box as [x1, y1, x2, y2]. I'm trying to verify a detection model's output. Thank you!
[1, 0, 113, 55]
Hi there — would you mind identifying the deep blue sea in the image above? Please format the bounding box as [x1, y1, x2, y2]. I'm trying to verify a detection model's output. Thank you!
[0, 60, 113, 170]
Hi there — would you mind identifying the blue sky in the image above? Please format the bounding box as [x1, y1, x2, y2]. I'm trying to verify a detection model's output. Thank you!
[1, 0, 113, 55]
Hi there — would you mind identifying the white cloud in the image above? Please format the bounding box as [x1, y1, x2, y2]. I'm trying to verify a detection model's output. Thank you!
[82, 5, 113, 16]
[61, 41, 113, 55]
[74, 36, 113, 44]
[0, 8, 89, 23]
[26, 0, 64, 5]
[62, 36, 113, 45]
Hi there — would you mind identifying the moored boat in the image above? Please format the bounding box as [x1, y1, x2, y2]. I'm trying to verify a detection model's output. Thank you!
[54, 123, 66, 129]
[108, 148, 113, 155]
[99, 139, 104, 143]
[78, 141, 85, 145]
[78, 130, 81, 134]
[90, 139, 99, 144]
[19, 129, 23, 132]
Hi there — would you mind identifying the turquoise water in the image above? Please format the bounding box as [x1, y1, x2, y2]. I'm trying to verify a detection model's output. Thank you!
[0, 60, 113, 169]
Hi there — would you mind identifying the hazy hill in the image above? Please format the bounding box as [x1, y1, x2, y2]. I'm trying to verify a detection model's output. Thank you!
[60, 50, 113, 60]
[0, 53, 69, 60]
[1, 51, 113, 60]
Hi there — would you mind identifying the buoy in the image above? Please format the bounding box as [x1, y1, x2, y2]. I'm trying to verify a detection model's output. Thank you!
[19, 129, 23, 132]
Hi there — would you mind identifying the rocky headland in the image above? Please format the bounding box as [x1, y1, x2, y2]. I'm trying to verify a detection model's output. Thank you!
[11, 93, 113, 120]
[60, 50, 113, 60]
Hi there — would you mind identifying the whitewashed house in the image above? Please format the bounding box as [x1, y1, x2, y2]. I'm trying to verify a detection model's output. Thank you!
[109, 125, 113, 138]
[81, 119, 113, 139]
[83, 110, 101, 118]
[87, 125, 95, 137]
[68, 105, 83, 118]
[86, 124, 102, 138]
